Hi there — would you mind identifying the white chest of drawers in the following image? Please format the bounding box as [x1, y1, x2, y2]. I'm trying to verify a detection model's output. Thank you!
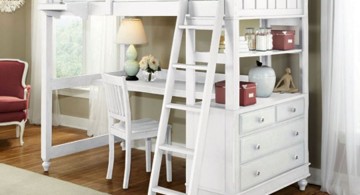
[187, 95, 310, 195]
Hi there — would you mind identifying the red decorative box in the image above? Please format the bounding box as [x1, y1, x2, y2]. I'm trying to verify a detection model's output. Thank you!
[271, 30, 295, 50]
[215, 81, 256, 106]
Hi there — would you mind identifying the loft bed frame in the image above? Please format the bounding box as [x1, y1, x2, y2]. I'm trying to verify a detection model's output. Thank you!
[39, 0, 307, 177]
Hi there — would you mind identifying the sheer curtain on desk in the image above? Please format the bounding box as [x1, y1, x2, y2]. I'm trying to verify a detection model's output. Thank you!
[87, 16, 120, 136]
[321, 0, 360, 194]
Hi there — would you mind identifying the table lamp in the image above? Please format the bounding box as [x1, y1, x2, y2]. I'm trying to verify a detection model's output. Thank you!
[117, 18, 147, 81]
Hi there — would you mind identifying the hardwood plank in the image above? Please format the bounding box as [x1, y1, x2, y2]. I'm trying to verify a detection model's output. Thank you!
[0, 124, 326, 194]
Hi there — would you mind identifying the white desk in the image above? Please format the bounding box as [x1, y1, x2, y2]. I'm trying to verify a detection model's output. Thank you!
[127, 78, 212, 99]
[41, 70, 219, 171]
[110, 70, 219, 99]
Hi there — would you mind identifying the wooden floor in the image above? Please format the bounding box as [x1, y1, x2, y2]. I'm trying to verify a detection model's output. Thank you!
[0, 124, 328, 195]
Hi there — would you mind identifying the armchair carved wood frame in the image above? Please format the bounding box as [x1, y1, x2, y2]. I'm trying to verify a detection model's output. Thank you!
[0, 59, 31, 146]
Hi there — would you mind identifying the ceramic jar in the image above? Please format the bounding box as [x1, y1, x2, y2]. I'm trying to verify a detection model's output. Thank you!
[248, 61, 276, 97]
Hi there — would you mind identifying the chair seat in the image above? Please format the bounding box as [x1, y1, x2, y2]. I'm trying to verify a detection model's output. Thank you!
[0, 111, 26, 123]
[0, 96, 26, 113]
[112, 118, 159, 133]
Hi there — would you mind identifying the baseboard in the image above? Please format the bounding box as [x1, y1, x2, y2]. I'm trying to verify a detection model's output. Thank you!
[60, 115, 89, 131]
[308, 167, 321, 186]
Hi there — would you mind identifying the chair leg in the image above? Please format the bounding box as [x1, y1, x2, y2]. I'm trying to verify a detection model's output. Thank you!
[165, 125, 173, 182]
[16, 125, 20, 138]
[123, 140, 132, 189]
[145, 138, 152, 172]
[106, 134, 115, 180]
[19, 121, 25, 146]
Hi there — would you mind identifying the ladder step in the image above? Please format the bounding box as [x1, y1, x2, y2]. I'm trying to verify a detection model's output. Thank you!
[186, 16, 217, 20]
[152, 186, 186, 195]
[159, 144, 194, 156]
[179, 24, 214, 30]
[166, 103, 201, 113]
[173, 63, 208, 71]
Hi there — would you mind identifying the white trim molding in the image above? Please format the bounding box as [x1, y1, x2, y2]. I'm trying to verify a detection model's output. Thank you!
[60, 115, 89, 131]
[308, 167, 321, 186]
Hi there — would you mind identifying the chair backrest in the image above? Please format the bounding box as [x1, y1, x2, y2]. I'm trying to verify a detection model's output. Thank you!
[102, 73, 131, 123]
[0, 59, 28, 98]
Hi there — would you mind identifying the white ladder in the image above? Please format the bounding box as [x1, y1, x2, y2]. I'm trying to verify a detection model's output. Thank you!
[148, 0, 224, 194]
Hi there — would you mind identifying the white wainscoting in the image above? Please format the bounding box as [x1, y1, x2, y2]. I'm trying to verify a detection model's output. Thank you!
[308, 167, 321, 186]
[60, 115, 89, 131]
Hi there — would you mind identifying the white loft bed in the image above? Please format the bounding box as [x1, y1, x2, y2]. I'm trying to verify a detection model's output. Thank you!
[39, 0, 307, 177]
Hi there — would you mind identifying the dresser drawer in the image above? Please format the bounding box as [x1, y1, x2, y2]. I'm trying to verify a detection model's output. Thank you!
[239, 143, 305, 191]
[239, 107, 275, 133]
[239, 119, 304, 163]
[276, 98, 304, 122]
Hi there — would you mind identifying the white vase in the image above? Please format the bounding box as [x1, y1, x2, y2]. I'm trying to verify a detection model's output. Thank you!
[141, 70, 157, 82]
[248, 61, 276, 97]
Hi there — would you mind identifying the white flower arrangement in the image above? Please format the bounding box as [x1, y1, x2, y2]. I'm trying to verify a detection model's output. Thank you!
[139, 55, 161, 73]
[0, 0, 25, 13]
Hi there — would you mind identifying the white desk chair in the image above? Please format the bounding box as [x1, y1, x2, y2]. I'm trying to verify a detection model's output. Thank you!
[102, 73, 172, 189]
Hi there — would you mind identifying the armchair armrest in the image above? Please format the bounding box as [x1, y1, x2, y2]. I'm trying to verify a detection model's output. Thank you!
[24, 85, 31, 119]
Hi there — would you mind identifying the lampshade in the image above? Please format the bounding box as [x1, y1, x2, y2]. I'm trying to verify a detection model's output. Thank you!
[116, 18, 147, 45]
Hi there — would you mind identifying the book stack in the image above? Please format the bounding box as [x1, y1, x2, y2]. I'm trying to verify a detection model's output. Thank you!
[239, 36, 249, 53]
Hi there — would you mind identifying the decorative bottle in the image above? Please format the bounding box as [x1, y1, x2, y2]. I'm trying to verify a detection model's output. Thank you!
[245, 28, 256, 51]
[256, 28, 267, 51]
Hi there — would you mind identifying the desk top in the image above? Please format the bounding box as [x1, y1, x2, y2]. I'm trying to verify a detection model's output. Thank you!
[100, 70, 216, 99]
[127, 78, 211, 99]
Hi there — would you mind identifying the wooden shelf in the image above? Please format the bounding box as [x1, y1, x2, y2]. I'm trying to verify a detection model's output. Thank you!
[239, 49, 302, 57]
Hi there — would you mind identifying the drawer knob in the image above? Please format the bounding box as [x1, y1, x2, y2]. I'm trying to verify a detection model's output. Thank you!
[294, 155, 299, 160]
[290, 107, 297, 113]
[255, 171, 261, 176]
[259, 117, 265, 123]
[294, 131, 300, 136]
[255, 144, 261, 150]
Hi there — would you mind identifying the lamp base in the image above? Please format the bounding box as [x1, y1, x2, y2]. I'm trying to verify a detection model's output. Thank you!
[126, 75, 139, 81]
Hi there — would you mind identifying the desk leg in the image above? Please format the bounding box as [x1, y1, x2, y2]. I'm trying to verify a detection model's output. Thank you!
[41, 15, 54, 172]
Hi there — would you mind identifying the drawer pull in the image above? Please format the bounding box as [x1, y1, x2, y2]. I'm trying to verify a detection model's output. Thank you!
[259, 117, 265, 123]
[294, 155, 299, 160]
[294, 131, 300, 136]
[290, 107, 297, 113]
[255, 171, 261, 176]
[255, 144, 261, 150]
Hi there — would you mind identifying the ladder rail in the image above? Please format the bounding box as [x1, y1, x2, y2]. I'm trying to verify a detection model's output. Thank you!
[187, 0, 225, 194]
[147, 0, 189, 194]
[148, 0, 225, 194]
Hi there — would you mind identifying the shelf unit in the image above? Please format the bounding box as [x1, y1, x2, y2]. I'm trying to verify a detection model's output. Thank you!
[185, 0, 310, 194]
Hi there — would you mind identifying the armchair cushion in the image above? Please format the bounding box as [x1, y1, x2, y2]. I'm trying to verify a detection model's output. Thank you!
[0, 96, 27, 113]
[0, 111, 26, 123]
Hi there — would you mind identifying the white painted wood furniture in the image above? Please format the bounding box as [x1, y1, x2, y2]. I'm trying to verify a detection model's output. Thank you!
[40, 0, 310, 194]
[102, 73, 172, 189]
[184, 0, 310, 194]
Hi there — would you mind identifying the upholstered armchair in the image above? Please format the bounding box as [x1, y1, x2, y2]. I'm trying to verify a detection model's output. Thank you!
[0, 59, 31, 146]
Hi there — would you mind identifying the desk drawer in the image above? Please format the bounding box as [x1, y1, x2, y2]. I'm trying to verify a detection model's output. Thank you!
[239, 143, 305, 190]
[239, 106, 275, 134]
[276, 98, 304, 122]
[239, 119, 304, 163]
